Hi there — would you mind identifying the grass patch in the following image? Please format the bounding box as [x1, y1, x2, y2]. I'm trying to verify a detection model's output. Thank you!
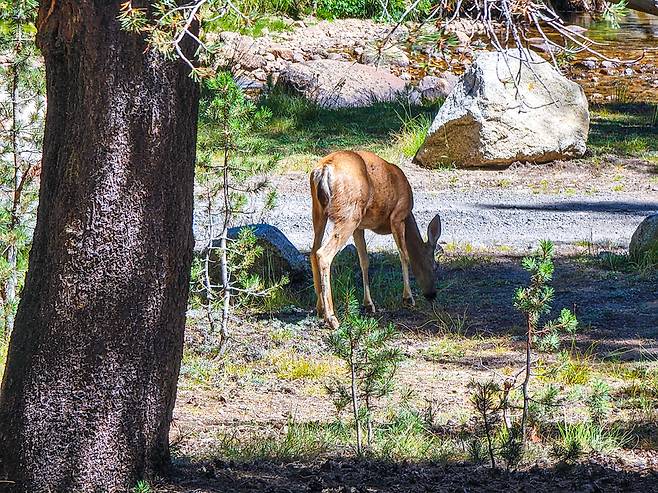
[589, 103, 658, 158]
[423, 335, 469, 362]
[269, 349, 337, 381]
[270, 325, 296, 344]
[207, 14, 294, 37]
[376, 407, 457, 462]
[552, 421, 630, 461]
[214, 421, 337, 463]
[441, 242, 491, 270]
[585, 251, 657, 276]
[394, 113, 432, 158]
[211, 411, 457, 464]
[240, 88, 441, 173]
[179, 351, 222, 389]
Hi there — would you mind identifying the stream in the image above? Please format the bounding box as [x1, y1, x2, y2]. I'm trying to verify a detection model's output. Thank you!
[563, 11, 658, 102]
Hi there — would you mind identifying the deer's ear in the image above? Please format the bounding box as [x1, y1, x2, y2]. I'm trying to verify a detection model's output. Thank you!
[427, 214, 442, 249]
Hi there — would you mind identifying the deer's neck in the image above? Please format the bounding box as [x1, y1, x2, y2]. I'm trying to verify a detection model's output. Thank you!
[404, 214, 425, 277]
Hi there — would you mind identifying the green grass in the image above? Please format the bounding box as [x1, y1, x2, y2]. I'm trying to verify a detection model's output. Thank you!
[589, 103, 658, 158]
[211, 411, 458, 463]
[394, 113, 432, 157]
[423, 335, 469, 362]
[269, 349, 337, 381]
[551, 421, 630, 462]
[208, 15, 295, 37]
[243, 88, 440, 173]
[214, 421, 336, 463]
[131, 481, 153, 493]
[179, 351, 222, 389]
[585, 251, 657, 276]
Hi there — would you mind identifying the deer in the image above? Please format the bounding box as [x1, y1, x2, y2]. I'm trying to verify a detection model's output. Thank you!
[310, 150, 442, 329]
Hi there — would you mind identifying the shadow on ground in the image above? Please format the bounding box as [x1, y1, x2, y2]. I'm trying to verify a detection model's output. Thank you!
[292, 249, 658, 359]
[481, 201, 658, 214]
[164, 455, 658, 492]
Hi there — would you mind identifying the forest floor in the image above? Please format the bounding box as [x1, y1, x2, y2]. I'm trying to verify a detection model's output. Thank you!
[169, 99, 658, 491]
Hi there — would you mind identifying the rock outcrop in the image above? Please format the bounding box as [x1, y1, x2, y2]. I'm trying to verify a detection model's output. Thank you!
[414, 49, 590, 168]
[214, 224, 310, 283]
[278, 59, 407, 108]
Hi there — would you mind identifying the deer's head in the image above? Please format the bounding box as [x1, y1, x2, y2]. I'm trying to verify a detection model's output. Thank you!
[412, 214, 442, 301]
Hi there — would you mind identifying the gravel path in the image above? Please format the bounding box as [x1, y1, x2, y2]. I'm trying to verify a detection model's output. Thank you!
[257, 183, 657, 253]
[194, 160, 658, 254]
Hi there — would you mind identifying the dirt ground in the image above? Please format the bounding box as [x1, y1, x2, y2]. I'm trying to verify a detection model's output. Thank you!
[175, 109, 657, 492]
[167, 246, 658, 492]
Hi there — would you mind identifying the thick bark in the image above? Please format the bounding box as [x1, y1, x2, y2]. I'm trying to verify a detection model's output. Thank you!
[0, 1, 199, 491]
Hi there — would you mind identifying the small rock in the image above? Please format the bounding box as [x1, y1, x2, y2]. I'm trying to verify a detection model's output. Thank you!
[252, 68, 267, 81]
[417, 73, 459, 102]
[580, 59, 597, 69]
[238, 53, 266, 70]
[454, 30, 471, 46]
[270, 45, 294, 61]
[629, 214, 658, 261]
[278, 59, 407, 108]
[234, 76, 266, 91]
[212, 224, 311, 283]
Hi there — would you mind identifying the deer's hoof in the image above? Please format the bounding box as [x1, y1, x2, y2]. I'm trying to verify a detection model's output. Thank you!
[402, 296, 415, 307]
[364, 303, 376, 314]
[327, 315, 340, 330]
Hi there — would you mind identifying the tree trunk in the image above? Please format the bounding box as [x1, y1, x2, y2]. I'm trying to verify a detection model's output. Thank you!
[0, 1, 199, 491]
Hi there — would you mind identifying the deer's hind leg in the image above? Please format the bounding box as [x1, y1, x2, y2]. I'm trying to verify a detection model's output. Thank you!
[353, 228, 375, 313]
[315, 219, 359, 329]
[311, 205, 328, 318]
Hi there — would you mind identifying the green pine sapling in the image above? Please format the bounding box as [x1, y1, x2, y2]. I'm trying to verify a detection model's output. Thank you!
[514, 240, 578, 444]
[326, 291, 403, 455]
[193, 72, 280, 350]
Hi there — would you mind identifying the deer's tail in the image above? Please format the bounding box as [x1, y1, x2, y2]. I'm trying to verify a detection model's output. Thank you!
[311, 165, 332, 208]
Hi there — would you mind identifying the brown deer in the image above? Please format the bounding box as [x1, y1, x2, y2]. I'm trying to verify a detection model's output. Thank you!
[310, 150, 442, 329]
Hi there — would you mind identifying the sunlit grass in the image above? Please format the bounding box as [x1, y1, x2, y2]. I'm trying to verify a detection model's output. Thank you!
[179, 351, 223, 389]
[423, 335, 470, 362]
[269, 349, 338, 381]
[589, 103, 658, 158]
[239, 88, 441, 173]
[393, 113, 432, 157]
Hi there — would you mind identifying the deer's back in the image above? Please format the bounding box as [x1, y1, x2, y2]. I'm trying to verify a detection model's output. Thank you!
[312, 150, 413, 234]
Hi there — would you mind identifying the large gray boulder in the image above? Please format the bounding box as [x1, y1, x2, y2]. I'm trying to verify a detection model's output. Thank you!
[278, 59, 407, 108]
[211, 224, 310, 283]
[414, 49, 590, 168]
[629, 214, 658, 262]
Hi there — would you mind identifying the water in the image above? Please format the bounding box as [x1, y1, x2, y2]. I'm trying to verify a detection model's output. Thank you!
[561, 11, 658, 102]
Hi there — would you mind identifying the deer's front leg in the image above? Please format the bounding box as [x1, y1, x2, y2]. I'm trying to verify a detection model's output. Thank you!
[353, 229, 375, 313]
[391, 222, 415, 307]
